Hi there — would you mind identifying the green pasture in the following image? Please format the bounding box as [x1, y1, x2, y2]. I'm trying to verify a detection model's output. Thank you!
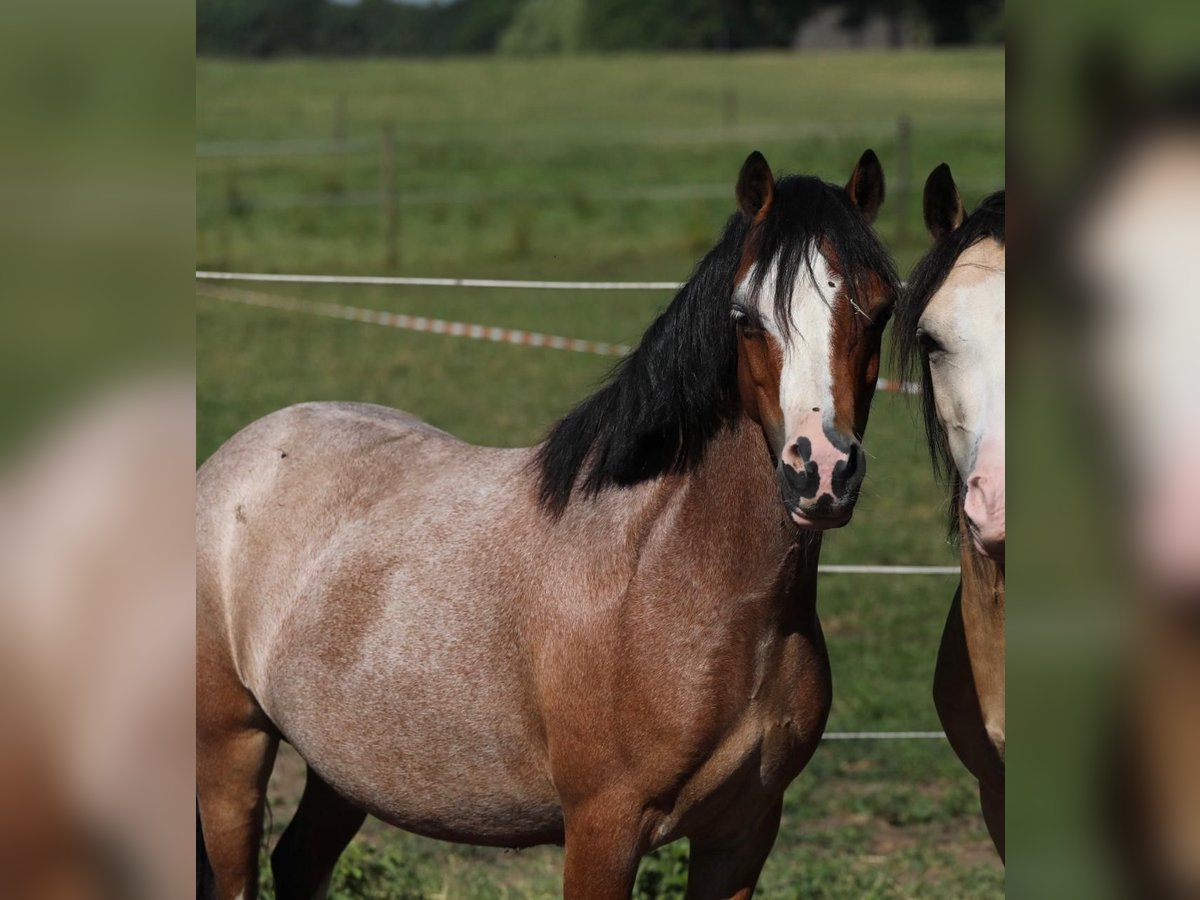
[197, 49, 1004, 898]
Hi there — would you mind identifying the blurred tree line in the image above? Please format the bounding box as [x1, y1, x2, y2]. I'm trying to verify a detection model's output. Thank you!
[196, 0, 1002, 57]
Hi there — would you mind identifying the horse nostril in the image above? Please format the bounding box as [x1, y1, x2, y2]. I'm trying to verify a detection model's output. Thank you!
[779, 460, 806, 492]
[844, 443, 859, 479]
[831, 442, 863, 498]
[792, 436, 812, 463]
[778, 456, 819, 501]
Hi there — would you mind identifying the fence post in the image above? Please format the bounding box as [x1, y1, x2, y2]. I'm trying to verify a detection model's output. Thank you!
[382, 123, 398, 270]
[333, 93, 347, 151]
[896, 115, 912, 243]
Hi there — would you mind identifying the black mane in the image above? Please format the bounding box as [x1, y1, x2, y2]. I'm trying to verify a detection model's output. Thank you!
[893, 190, 1005, 530]
[536, 173, 898, 514]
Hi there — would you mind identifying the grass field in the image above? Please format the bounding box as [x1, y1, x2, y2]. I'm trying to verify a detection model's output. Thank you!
[197, 49, 1004, 898]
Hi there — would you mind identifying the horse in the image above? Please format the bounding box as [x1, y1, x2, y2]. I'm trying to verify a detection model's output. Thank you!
[894, 165, 1005, 859]
[196, 148, 899, 900]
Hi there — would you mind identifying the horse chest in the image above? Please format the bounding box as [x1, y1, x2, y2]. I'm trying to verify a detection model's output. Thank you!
[643, 629, 832, 844]
[740, 645, 831, 783]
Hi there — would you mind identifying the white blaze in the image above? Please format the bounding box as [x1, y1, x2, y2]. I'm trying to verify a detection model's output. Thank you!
[738, 248, 838, 448]
[918, 239, 1006, 483]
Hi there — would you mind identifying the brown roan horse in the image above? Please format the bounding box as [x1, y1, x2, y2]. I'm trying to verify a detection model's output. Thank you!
[196, 150, 899, 899]
[895, 165, 1005, 859]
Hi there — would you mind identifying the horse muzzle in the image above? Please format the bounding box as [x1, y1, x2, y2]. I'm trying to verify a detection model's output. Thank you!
[964, 469, 1005, 560]
[777, 433, 865, 530]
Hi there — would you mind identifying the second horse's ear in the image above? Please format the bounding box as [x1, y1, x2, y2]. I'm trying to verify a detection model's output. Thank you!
[845, 149, 885, 224]
[923, 163, 965, 240]
[736, 150, 775, 221]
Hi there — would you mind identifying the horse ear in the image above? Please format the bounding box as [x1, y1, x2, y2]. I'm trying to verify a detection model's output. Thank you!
[736, 150, 775, 221]
[845, 149, 885, 224]
[923, 163, 965, 240]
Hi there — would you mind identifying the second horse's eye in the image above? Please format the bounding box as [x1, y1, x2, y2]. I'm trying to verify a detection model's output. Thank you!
[918, 330, 945, 356]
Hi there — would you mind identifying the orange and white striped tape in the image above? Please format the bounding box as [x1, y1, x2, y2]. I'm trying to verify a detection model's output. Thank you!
[198, 284, 920, 393]
[198, 286, 635, 357]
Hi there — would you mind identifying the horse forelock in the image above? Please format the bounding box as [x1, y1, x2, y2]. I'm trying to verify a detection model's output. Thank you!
[746, 175, 899, 347]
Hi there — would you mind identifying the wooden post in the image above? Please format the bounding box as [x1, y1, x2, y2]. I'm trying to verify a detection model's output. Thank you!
[896, 115, 912, 242]
[333, 93, 348, 184]
[381, 123, 398, 270]
[333, 93, 347, 151]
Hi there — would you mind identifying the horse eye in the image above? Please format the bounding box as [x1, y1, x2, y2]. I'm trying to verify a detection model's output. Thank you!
[732, 304, 765, 334]
[737, 318, 764, 338]
[918, 330, 944, 356]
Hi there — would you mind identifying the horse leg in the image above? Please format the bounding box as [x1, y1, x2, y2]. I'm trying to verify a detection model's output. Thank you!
[933, 590, 978, 770]
[196, 723, 279, 900]
[684, 800, 782, 900]
[561, 802, 644, 899]
[270, 766, 366, 900]
[934, 591, 1005, 861]
[980, 778, 1004, 862]
[197, 620, 281, 900]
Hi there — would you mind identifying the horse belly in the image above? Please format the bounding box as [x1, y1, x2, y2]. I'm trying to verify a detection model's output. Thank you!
[262, 600, 564, 848]
[281, 692, 564, 846]
[361, 786, 564, 848]
[307, 733, 565, 848]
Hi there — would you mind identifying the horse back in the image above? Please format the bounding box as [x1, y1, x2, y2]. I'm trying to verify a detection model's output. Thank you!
[196, 401, 525, 699]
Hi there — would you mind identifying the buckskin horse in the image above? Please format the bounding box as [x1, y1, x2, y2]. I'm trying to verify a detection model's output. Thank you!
[895, 165, 1005, 859]
[196, 149, 899, 899]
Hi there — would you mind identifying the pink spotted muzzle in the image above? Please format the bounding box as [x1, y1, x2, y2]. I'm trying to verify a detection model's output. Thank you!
[777, 424, 865, 530]
[964, 467, 1005, 561]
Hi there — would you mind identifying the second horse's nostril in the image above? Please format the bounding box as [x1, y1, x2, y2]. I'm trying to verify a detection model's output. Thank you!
[793, 436, 812, 463]
[844, 443, 859, 478]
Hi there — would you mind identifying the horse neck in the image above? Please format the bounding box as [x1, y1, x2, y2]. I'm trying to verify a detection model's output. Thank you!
[545, 412, 822, 621]
[651, 413, 823, 615]
[957, 508, 1005, 722]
